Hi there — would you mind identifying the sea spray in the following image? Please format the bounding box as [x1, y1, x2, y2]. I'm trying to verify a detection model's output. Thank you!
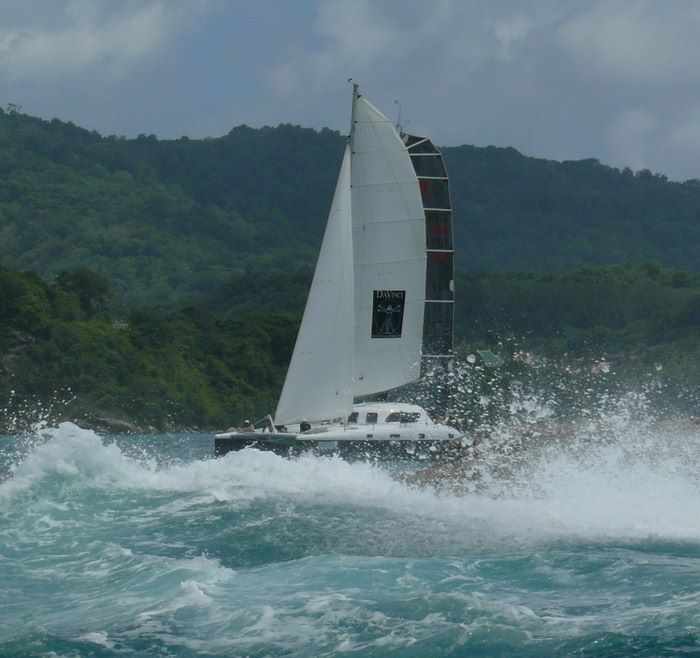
[4, 413, 700, 546]
[2, 389, 700, 655]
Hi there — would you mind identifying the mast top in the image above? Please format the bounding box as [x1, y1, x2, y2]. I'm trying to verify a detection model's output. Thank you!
[349, 79, 360, 142]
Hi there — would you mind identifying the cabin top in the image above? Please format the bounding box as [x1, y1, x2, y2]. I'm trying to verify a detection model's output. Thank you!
[348, 402, 433, 426]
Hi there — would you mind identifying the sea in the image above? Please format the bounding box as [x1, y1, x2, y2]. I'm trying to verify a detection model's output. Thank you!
[2, 406, 700, 657]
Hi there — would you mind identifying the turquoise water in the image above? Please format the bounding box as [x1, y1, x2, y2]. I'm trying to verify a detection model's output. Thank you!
[2, 421, 700, 657]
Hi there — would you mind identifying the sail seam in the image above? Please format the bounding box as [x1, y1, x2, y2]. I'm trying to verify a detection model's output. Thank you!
[352, 218, 423, 226]
[352, 181, 424, 188]
[356, 257, 425, 266]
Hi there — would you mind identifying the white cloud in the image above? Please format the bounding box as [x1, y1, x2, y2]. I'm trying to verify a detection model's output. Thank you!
[669, 108, 700, 152]
[558, 1, 700, 85]
[268, 0, 430, 95]
[608, 108, 656, 171]
[312, 0, 403, 69]
[268, 57, 300, 99]
[0, 0, 209, 80]
[267, 1, 556, 97]
[493, 14, 534, 61]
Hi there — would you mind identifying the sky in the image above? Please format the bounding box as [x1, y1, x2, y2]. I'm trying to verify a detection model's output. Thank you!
[1, 0, 700, 180]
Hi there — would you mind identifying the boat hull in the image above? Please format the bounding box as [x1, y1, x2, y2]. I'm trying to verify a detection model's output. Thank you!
[214, 432, 311, 457]
[214, 432, 465, 461]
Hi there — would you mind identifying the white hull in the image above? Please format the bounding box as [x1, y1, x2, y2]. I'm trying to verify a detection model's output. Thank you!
[215, 403, 465, 460]
[215, 422, 461, 443]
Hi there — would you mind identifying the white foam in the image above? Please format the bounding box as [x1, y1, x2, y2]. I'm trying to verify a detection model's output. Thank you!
[178, 580, 213, 608]
[78, 631, 114, 648]
[3, 419, 700, 545]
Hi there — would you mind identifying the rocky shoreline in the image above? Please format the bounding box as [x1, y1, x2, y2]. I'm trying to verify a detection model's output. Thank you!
[0, 412, 208, 436]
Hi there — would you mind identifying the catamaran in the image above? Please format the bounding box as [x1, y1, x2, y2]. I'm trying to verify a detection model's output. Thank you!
[215, 84, 463, 459]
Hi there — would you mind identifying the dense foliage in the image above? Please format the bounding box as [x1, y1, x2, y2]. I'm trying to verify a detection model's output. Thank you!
[2, 263, 700, 430]
[0, 267, 297, 431]
[456, 265, 700, 401]
[3, 107, 700, 307]
[448, 146, 700, 272]
[3, 107, 700, 429]
[0, 107, 341, 304]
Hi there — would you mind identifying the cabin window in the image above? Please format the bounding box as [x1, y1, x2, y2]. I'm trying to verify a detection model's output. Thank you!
[366, 412, 378, 424]
[347, 412, 358, 423]
[423, 302, 453, 355]
[426, 252, 454, 301]
[419, 179, 450, 209]
[425, 211, 453, 250]
[411, 154, 446, 178]
[385, 412, 421, 423]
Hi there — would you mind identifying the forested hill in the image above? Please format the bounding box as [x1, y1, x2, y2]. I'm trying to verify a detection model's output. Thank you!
[3, 262, 700, 431]
[2, 106, 700, 304]
[449, 147, 700, 272]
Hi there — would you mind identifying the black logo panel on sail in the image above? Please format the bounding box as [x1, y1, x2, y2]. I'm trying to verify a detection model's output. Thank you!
[371, 290, 405, 338]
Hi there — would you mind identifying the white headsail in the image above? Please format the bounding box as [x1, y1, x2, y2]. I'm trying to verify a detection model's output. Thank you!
[274, 145, 354, 425]
[350, 90, 427, 397]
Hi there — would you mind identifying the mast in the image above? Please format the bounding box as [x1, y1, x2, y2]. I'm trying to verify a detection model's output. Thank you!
[350, 80, 359, 138]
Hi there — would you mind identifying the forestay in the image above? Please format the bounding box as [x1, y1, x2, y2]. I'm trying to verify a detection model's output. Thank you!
[275, 146, 354, 425]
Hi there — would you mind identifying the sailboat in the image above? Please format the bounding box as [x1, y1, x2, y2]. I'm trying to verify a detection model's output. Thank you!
[215, 84, 463, 459]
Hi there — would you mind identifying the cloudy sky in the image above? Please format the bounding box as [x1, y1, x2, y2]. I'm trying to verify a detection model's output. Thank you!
[2, 0, 700, 180]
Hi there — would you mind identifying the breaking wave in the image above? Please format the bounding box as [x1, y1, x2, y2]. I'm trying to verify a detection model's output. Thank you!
[2, 392, 700, 656]
[4, 411, 700, 544]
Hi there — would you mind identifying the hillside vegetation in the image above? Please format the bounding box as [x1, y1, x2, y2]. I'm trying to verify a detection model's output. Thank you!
[2, 107, 700, 429]
[0, 266, 296, 431]
[3, 107, 700, 306]
[2, 263, 700, 431]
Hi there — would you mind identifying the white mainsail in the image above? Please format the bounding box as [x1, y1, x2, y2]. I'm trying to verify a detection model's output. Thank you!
[350, 91, 426, 396]
[274, 145, 354, 425]
[274, 88, 432, 425]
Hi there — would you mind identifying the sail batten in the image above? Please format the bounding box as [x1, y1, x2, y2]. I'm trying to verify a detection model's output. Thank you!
[405, 134, 455, 365]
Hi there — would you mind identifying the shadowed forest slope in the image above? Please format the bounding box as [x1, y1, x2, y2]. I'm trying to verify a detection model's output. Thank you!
[2, 107, 700, 305]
